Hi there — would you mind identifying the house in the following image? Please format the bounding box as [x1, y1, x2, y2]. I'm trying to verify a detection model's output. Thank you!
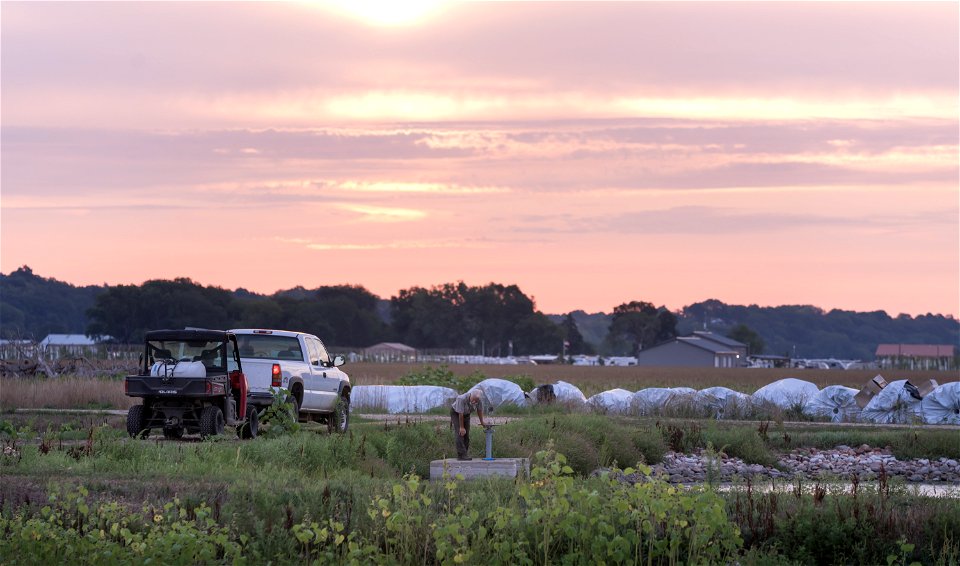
[364, 342, 418, 362]
[38, 334, 112, 359]
[634, 336, 743, 368]
[875, 344, 956, 371]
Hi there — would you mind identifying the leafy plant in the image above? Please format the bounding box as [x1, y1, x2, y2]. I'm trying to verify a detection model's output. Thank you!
[396, 364, 534, 393]
[258, 387, 300, 436]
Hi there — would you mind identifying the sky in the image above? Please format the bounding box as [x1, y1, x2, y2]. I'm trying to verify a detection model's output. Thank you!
[1, 1, 958, 317]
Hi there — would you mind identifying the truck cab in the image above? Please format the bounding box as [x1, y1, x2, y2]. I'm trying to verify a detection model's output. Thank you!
[229, 328, 350, 432]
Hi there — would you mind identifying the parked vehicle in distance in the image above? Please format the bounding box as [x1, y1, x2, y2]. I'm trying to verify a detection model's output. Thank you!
[229, 328, 351, 433]
[124, 329, 258, 440]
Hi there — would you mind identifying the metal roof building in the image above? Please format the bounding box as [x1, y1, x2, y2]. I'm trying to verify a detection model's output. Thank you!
[635, 336, 742, 368]
[875, 344, 956, 371]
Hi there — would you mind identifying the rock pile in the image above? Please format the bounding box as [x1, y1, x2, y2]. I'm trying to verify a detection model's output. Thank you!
[599, 445, 960, 484]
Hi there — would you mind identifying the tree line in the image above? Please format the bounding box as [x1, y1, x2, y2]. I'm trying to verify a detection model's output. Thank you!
[1, 266, 957, 360]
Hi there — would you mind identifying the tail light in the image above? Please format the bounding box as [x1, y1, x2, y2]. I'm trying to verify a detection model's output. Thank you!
[271, 364, 282, 387]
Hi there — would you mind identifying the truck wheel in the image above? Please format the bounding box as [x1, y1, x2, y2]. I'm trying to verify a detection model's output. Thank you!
[199, 405, 225, 438]
[327, 393, 349, 434]
[285, 395, 300, 422]
[126, 405, 150, 439]
[238, 404, 259, 439]
[162, 426, 184, 440]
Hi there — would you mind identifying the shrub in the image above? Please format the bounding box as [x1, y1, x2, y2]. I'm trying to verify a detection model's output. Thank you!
[494, 415, 666, 474]
[396, 365, 534, 393]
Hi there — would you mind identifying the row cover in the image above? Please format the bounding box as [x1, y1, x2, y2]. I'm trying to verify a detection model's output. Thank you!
[349, 377, 959, 425]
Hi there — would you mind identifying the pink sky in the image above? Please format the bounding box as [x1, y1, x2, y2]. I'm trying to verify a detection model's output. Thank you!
[2, 2, 958, 317]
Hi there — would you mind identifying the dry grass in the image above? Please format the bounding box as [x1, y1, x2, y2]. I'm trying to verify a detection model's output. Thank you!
[348, 363, 954, 397]
[0, 376, 134, 411]
[0, 364, 952, 410]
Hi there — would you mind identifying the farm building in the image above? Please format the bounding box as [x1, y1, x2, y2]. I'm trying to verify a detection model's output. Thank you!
[38, 334, 112, 358]
[692, 331, 749, 358]
[875, 344, 957, 371]
[634, 335, 744, 368]
[364, 342, 418, 362]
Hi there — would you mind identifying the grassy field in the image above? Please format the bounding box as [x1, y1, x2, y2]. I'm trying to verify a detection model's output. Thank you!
[2, 365, 957, 564]
[1, 415, 958, 565]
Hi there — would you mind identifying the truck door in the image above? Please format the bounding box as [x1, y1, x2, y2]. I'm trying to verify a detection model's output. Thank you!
[304, 337, 338, 409]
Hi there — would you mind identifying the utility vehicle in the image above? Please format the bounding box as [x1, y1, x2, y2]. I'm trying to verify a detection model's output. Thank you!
[124, 329, 258, 439]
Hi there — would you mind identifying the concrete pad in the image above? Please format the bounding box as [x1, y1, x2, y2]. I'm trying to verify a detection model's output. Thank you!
[430, 458, 530, 481]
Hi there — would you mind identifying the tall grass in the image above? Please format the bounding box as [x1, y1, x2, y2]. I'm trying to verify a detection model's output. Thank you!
[0, 376, 134, 411]
[3, 365, 952, 410]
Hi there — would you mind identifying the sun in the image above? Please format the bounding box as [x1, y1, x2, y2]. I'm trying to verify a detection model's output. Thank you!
[318, 0, 448, 27]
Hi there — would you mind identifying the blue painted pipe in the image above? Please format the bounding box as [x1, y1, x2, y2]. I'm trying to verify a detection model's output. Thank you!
[483, 425, 494, 460]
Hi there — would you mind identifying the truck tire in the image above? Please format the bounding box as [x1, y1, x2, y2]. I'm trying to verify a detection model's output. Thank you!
[285, 395, 300, 423]
[199, 405, 225, 438]
[327, 393, 349, 434]
[126, 404, 150, 439]
[238, 404, 259, 439]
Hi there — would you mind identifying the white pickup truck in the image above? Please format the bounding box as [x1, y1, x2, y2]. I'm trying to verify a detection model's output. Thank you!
[229, 328, 351, 433]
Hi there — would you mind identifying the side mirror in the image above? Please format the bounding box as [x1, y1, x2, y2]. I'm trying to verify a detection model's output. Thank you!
[332, 355, 346, 367]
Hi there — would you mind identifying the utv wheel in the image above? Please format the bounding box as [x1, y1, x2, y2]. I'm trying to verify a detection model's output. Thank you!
[162, 426, 184, 440]
[327, 393, 350, 434]
[126, 405, 150, 439]
[238, 404, 259, 439]
[199, 405, 225, 438]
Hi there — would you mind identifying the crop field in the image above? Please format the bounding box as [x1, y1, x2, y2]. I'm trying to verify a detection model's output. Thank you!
[2, 365, 958, 563]
[2, 411, 960, 565]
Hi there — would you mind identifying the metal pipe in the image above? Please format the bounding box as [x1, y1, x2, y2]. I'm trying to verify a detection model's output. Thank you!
[483, 425, 494, 460]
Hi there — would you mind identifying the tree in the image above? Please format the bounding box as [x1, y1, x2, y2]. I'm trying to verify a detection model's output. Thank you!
[390, 281, 541, 353]
[390, 284, 468, 348]
[87, 278, 237, 344]
[727, 323, 765, 355]
[1, 266, 103, 340]
[560, 313, 593, 355]
[512, 313, 563, 355]
[606, 301, 663, 355]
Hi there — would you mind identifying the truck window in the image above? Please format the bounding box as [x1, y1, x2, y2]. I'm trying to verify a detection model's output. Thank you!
[313, 338, 330, 365]
[237, 335, 303, 360]
[306, 338, 322, 366]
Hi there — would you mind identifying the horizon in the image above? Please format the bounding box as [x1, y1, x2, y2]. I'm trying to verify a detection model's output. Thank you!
[2, 2, 958, 318]
[5, 265, 957, 321]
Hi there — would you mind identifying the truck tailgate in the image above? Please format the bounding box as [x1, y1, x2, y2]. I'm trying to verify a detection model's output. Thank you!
[240, 358, 275, 395]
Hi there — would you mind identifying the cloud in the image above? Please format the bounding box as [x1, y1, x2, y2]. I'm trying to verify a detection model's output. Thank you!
[338, 204, 427, 222]
[2, 3, 955, 128]
[512, 206, 960, 236]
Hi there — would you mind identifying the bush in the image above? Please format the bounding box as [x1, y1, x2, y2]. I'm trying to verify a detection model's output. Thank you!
[727, 482, 960, 565]
[0, 486, 245, 565]
[396, 365, 535, 393]
[494, 415, 666, 474]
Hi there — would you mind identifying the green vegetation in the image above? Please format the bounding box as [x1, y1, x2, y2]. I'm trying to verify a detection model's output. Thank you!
[0, 449, 746, 566]
[396, 364, 535, 393]
[2, 417, 958, 565]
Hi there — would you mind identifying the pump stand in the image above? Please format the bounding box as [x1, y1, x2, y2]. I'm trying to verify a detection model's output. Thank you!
[483, 425, 495, 461]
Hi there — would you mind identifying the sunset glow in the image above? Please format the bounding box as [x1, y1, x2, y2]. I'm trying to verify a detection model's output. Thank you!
[1, 2, 957, 317]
